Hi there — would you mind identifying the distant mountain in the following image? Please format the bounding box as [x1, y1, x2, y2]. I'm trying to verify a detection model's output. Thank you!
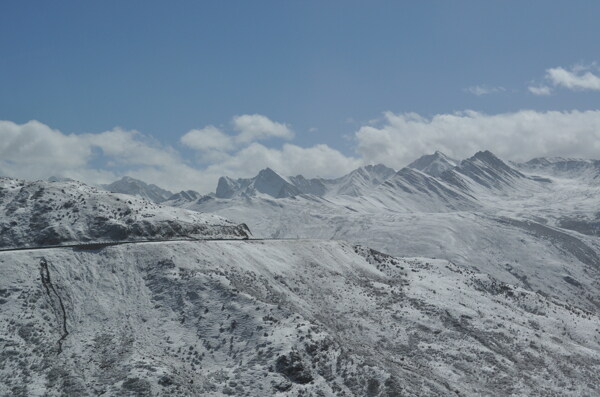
[323, 164, 396, 197]
[520, 157, 600, 181]
[216, 164, 395, 199]
[407, 151, 457, 177]
[441, 150, 533, 191]
[103, 176, 173, 203]
[166, 190, 203, 203]
[216, 168, 302, 199]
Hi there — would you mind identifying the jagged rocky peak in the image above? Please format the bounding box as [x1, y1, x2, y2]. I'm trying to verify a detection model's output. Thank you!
[463, 150, 525, 177]
[215, 168, 301, 199]
[252, 168, 301, 198]
[355, 163, 396, 180]
[469, 150, 509, 167]
[215, 176, 240, 198]
[166, 190, 202, 202]
[407, 151, 458, 177]
[104, 176, 173, 203]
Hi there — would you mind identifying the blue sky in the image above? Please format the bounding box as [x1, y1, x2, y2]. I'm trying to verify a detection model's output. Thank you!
[2, 1, 600, 192]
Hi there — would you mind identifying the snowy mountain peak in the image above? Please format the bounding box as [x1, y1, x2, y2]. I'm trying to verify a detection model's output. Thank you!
[103, 176, 173, 203]
[215, 168, 301, 199]
[358, 163, 396, 178]
[252, 168, 301, 198]
[330, 164, 396, 196]
[443, 150, 529, 190]
[407, 151, 458, 177]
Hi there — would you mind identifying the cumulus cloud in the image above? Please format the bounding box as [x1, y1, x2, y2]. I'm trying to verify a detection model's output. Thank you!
[180, 125, 234, 152]
[355, 110, 600, 168]
[527, 63, 600, 95]
[204, 143, 361, 180]
[464, 85, 506, 96]
[0, 120, 190, 187]
[542, 64, 600, 92]
[180, 114, 294, 156]
[5, 109, 600, 195]
[0, 116, 358, 193]
[232, 114, 294, 143]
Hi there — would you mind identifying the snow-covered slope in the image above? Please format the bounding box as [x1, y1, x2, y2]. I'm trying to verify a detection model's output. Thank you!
[103, 176, 174, 203]
[2, 240, 599, 396]
[440, 150, 540, 194]
[519, 157, 600, 182]
[320, 164, 396, 197]
[0, 178, 249, 249]
[176, 151, 600, 314]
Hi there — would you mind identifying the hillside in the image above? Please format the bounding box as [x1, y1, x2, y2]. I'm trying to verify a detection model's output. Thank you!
[0, 178, 249, 249]
[1, 240, 599, 396]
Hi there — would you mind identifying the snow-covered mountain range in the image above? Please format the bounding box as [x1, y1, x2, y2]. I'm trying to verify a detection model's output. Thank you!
[1, 150, 600, 396]
[214, 164, 396, 199]
[168, 151, 600, 314]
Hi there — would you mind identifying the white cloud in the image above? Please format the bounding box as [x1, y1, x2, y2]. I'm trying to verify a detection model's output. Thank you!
[0, 120, 185, 188]
[180, 125, 233, 152]
[5, 109, 600, 195]
[0, 120, 90, 169]
[180, 114, 294, 154]
[232, 114, 294, 144]
[544, 64, 600, 91]
[0, 117, 358, 194]
[205, 143, 360, 180]
[528, 85, 552, 96]
[464, 85, 506, 96]
[355, 110, 600, 168]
